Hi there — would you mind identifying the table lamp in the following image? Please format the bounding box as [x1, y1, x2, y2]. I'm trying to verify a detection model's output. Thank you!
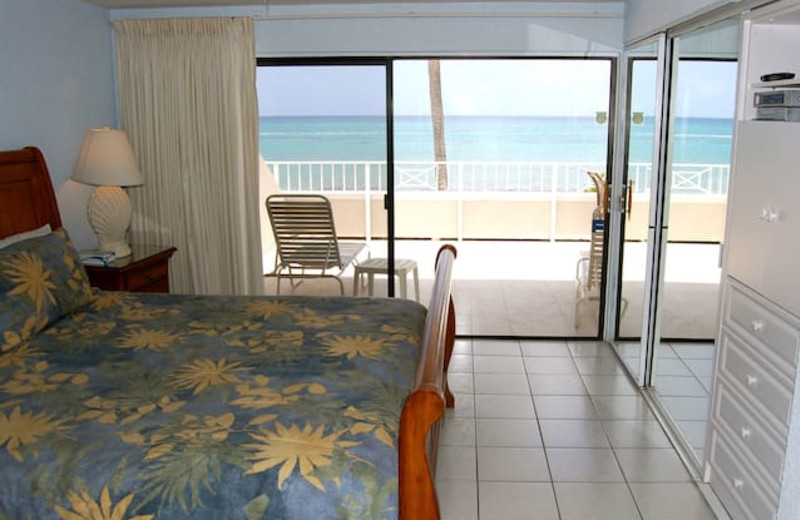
[72, 127, 143, 258]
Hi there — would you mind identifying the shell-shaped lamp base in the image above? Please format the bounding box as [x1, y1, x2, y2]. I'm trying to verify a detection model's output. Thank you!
[87, 185, 133, 258]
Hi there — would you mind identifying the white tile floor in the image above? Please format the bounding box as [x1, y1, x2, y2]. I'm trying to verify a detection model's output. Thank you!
[436, 339, 719, 520]
[657, 344, 713, 462]
[616, 342, 714, 463]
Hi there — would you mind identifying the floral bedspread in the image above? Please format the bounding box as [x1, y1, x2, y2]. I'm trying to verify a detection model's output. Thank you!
[0, 291, 426, 520]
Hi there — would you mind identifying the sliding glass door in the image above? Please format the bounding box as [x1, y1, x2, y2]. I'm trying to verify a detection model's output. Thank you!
[255, 61, 391, 296]
[611, 18, 739, 469]
[653, 19, 739, 464]
[256, 57, 617, 337]
[392, 58, 614, 337]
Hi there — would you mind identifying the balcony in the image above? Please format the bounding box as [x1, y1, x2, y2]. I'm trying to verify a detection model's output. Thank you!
[259, 159, 726, 338]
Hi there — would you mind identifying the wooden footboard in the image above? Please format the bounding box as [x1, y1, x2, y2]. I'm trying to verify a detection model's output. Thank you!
[398, 244, 457, 520]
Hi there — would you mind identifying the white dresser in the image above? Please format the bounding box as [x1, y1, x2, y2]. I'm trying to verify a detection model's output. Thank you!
[706, 2, 800, 520]
[708, 280, 800, 520]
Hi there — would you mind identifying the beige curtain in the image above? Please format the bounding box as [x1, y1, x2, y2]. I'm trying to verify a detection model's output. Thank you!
[113, 17, 262, 295]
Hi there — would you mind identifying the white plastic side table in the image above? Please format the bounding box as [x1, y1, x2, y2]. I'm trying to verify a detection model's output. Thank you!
[352, 257, 420, 301]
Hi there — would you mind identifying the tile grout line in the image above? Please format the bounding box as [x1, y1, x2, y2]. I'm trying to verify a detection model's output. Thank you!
[471, 338, 481, 520]
[595, 381, 648, 520]
[574, 340, 647, 520]
[530, 340, 568, 520]
[675, 345, 713, 398]
[606, 340, 708, 520]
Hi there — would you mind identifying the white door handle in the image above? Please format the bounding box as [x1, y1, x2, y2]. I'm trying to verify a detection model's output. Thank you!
[766, 209, 780, 222]
[758, 208, 780, 222]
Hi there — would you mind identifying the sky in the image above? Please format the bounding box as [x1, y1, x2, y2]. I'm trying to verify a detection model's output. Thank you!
[256, 59, 737, 119]
[630, 60, 738, 118]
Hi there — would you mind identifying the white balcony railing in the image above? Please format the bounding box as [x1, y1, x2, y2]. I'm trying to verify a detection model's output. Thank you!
[265, 160, 730, 196]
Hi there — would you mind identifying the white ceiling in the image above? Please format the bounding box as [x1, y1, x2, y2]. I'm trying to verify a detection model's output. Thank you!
[80, 0, 615, 7]
[80, 0, 262, 5]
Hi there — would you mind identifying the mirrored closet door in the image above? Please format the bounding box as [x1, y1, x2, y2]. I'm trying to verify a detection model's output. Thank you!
[612, 17, 740, 469]
[653, 18, 740, 465]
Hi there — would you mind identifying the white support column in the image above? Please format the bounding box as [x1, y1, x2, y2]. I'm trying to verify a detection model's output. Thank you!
[457, 162, 464, 241]
[364, 164, 372, 243]
[550, 166, 558, 242]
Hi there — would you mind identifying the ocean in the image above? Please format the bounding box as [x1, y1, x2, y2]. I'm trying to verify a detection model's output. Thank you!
[258, 116, 734, 193]
[259, 115, 734, 165]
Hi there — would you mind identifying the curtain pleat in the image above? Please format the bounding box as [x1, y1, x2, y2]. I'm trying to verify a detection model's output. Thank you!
[113, 17, 262, 295]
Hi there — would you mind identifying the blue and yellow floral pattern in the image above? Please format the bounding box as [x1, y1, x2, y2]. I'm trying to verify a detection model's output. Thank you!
[0, 229, 92, 351]
[0, 291, 425, 519]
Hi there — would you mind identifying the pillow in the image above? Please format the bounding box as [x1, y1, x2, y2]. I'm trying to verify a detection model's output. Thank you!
[0, 224, 52, 249]
[0, 293, 47, 353]
[0, 228, 93, 340]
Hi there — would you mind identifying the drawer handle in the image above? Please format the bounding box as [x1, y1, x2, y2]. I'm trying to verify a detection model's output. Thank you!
[750, 320, 764, 333]
[740, 427, 752, 440]
[746, 374, 759, 387]
[767, 209, 780, 223]
[734, 478, 745, 489]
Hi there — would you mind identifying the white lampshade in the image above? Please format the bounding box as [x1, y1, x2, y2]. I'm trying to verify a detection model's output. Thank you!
[72, 127, 143, 258]
[72, 127, 143, 187]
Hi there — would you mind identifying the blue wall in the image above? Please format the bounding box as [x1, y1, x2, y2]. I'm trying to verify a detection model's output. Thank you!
[0, 0, 116, 248]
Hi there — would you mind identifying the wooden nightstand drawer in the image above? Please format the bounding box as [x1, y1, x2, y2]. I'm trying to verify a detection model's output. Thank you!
[127, 262, 168, 291]
[84, 245, 176, 294]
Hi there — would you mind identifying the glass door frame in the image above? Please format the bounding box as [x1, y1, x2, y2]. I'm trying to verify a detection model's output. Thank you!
[611, 33, 669, 385]
[641, 32, 675, 388]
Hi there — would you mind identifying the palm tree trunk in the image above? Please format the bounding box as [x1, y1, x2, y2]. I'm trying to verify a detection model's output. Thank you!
[428, 60, 448, 191]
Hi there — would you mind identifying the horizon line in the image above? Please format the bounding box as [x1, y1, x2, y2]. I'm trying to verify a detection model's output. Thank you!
[258, 114, 733, 119]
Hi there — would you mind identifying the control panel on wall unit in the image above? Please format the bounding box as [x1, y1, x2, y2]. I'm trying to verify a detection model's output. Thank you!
[754, 89, 800, 121]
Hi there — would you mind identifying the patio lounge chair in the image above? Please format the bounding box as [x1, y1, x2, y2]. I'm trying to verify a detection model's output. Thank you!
[574, 172, 627, 327]
[574, 208, 606, 328]
[265, 194, 367, 295]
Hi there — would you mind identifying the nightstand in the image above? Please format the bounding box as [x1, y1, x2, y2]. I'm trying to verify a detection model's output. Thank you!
[84, 245, 176, 293]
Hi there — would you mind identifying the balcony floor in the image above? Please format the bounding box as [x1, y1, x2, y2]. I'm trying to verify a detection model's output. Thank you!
[262, 239, 721, 340]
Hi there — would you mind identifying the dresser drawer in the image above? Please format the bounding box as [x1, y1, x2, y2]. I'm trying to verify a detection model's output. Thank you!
[724, 280, 800, 376]
[709, 431, 778, 520]
[719, 331, 793, 432]
[713, 383, 785, 490]
[126, 262, 168, 291]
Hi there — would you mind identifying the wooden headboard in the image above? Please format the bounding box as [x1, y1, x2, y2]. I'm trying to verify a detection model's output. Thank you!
[0, 147, 62, 239]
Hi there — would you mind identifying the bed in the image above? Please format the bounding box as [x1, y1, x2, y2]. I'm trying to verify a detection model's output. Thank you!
[0, 147, 456, 520]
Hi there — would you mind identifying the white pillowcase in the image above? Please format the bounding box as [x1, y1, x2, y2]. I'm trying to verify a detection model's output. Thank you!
[0, 224, 52, 249]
